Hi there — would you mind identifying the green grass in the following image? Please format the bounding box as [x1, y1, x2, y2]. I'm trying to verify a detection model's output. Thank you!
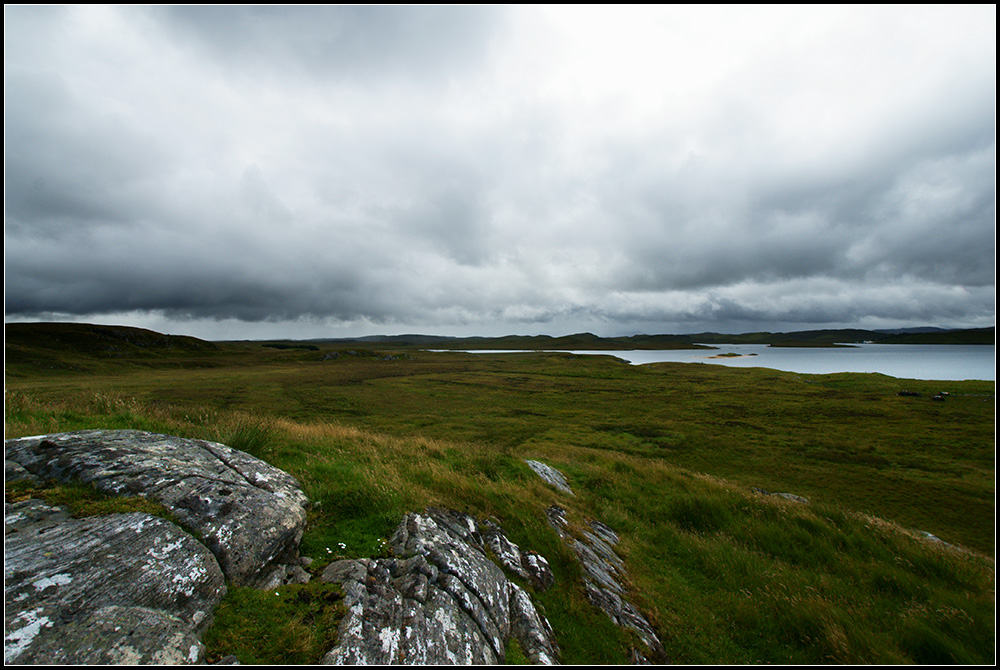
[216, 414, 275, 459]
[504, 636, 530, 664]
[4, 327, 995, 664]
[201, 581, 344, 664]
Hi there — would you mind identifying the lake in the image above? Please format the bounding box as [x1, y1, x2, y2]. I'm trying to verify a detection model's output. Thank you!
[450, 344, 996, 381]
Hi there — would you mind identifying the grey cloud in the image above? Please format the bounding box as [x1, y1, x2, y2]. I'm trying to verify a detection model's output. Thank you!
[153, 5, 504, 85]
[400, 192, 490, 266]
[4, 73, 168, 233]
[4, 6, 995, 337]
[601, 115, 995, 294]
[6, 232, 368, 322]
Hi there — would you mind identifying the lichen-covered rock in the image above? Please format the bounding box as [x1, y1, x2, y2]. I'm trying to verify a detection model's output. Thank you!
[752, 487, 810, 504]
[480, 519, 555, 591]
[8, 606, 206, 665]
[5, 430, 309, 586]
[545, 505, 666, 662]
[5, 459, 39, 485]
[508, 584, 558, 664]
[4, 500, 225, 665]
[320, 509, 558, 665]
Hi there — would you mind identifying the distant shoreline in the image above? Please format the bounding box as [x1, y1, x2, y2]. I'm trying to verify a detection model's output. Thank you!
[5, 322, 995, 349]
[310, 326, 994, 349]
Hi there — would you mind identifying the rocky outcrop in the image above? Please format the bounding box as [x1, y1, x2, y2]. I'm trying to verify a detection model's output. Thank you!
[525, 460, 574, 496]
[5, 498, 226, 664]
[5, 459, 39, 485]
[6, 431, 663, 665]
[752, 487, 809, 504]
[5, 430, 310, 664]
[547, 505, 666, 663]
[5, 430, 310, 587]
[320, 509, 558, 664]
[536, 462, 665, 661]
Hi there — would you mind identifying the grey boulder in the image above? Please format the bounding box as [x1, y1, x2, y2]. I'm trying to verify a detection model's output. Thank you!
[524, 460, 574, 496]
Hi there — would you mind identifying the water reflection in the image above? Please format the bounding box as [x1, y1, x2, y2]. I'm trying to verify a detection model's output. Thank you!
[449, 344, 996, 381]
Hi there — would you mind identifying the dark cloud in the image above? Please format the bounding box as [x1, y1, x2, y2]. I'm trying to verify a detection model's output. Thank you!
[4, 6, 995, 338]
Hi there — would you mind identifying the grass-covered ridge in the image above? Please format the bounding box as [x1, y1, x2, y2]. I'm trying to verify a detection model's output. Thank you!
[4, 324, 995, 664]
[307, 325, 995, 348]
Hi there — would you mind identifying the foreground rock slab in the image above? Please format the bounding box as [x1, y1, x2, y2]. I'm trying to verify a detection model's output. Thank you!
[320, 508, 558, 664]
[6, 430, 309, 587]
[4, 499, 226, 664]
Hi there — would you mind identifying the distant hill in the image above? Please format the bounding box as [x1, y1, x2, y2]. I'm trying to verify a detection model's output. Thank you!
[686, 329, 881, 345]
[5, 323, 993, 374]
[315, 327, 994, 349]
[876, 327, 995, 345]
[4, 322, 219, 373]
[314, 332, 709, 350]
[872, 327, 949, 335]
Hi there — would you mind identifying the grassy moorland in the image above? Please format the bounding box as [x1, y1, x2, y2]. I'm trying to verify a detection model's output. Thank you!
[4, 323, 996, 664]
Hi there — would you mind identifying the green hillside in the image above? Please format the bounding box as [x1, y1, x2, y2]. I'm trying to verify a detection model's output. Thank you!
[5, 322, 220, 374]
[5, 322, 996, 664]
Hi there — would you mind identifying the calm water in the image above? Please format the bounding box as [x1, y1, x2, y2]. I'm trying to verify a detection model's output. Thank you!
[454, 344, 996, 381]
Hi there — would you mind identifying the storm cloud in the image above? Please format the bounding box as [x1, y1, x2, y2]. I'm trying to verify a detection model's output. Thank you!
[4, 5, 995, 339]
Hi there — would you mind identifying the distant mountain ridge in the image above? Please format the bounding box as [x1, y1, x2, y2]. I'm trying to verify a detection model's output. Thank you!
[871, 327, 949, 334]
[311, 327, 995, 349]
[5, 323, 994, 360]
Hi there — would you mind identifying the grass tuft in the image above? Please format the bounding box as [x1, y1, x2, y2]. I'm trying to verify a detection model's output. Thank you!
[216, 414, 274, 459]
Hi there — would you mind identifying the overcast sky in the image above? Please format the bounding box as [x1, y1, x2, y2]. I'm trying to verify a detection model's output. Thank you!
[4, 5, 996, 339]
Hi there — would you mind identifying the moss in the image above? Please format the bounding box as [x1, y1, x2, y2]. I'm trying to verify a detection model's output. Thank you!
[6, 478, 180, 523]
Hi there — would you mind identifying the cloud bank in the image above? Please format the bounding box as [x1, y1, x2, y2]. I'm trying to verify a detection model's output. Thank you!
[4, 6, 995, 338]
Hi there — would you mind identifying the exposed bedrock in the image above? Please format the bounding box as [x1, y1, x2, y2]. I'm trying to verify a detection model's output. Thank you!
[547, 504, 667, 663]
[4, 498, 226, 664]
[6, 429, 310, 587]
[524, 460, 574, 496]
[5, 430, 664, 665]
[319, 508, 558, 664]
